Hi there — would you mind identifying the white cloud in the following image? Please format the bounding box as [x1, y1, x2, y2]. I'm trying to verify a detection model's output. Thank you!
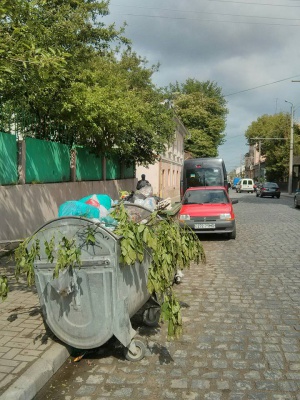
[105, 0, 300, 170]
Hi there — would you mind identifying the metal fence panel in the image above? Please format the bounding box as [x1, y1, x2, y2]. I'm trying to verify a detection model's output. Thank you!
[76, 147, 103, 181]
[0, 132, 18, 185]
[106, 155, 121, 180]
[123, 163, 135, 179]
[26, 137, 70, 183]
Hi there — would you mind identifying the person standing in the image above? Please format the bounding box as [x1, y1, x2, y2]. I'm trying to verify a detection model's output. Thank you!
[136, 174, 150, 190]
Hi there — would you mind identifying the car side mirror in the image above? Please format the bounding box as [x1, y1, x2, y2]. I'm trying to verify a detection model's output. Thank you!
[231, 199, 239, 204]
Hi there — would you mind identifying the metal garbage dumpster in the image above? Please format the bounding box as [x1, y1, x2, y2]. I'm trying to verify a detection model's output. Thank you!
[29, 204, 157, 361]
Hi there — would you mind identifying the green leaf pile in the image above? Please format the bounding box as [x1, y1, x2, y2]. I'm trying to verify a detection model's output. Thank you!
[111, 203, 205, 339]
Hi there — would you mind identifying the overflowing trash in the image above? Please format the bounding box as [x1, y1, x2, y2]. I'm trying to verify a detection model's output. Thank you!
[57, 184, 172, 231]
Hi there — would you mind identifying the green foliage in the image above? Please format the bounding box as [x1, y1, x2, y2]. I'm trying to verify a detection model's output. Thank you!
[0, 1, 175, 165]
[15, 237, 40, 286]
[245, 113, 293, 181]
[52, 237, 82, 279]
[167, 79, 228, 157]
[111, 203, 205, 339]
[85, 226, 96, 245]
[15, 233, 84, 284]
[0, 275, 9, 301]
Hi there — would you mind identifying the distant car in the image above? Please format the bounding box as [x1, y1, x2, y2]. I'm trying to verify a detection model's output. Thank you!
[294, 190, 300, 208]
[236, 178, 254, 193]
[178, 186, 238, 239]
[256, 182, 281, 198]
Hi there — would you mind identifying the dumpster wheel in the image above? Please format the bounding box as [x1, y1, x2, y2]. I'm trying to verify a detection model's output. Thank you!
[124, 339, 146, 362]
[143, 307, 161, 327]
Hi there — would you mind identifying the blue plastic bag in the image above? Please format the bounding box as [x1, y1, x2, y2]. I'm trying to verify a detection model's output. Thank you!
[58, 201, 100, 218]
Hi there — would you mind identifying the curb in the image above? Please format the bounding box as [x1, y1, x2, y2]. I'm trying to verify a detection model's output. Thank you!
[1, 342, 71, 400]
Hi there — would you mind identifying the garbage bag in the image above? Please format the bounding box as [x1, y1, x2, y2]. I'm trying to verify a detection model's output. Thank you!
[137, 185, 153, 198]
[84, 194, 109, 217]
[50, 268, 74, 297]
[79, 194, 112, 210]
[133, 196, 157, 211]
[58, 201, 100, 218]
[143, 197, 157, 211]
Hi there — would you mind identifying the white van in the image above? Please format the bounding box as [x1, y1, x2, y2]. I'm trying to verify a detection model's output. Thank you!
[236, 178, 254, 193]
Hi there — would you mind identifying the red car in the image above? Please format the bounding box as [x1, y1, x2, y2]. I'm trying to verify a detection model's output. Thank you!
[178, 186, 238, 239]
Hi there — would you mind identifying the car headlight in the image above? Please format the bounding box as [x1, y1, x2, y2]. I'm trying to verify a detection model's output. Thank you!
[220, 213, 232, 220]
[179, 214, 190, 221]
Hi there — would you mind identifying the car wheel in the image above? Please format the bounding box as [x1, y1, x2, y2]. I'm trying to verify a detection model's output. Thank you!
[276, 194, 280, 199]
[295, 197, 299, 208]
[260, 193, 263, 198]
[272, 196, 274, 198]
[228, 224, 236, 240]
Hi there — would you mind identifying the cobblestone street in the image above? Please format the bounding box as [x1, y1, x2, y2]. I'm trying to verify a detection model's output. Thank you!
[33, 193, 300, 399]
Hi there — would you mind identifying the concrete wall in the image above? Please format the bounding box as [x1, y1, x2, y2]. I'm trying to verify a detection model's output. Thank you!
[0, 179, 136, 242]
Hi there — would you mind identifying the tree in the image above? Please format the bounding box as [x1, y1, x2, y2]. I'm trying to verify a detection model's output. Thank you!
[167, 79, 228, 157]
[245, 113, 300, 181]
[60, 52, 175, 164]
[0, 0, 175, 164]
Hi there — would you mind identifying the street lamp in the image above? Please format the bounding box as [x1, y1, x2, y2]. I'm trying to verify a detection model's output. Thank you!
[285, 100, 294, 195]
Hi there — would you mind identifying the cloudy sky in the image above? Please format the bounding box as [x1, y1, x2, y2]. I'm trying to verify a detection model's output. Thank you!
[104, 0, 300, 172]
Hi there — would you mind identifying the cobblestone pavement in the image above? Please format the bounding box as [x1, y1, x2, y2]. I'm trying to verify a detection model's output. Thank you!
[31, 194, 300, 400]
[0, 263, 57, 396]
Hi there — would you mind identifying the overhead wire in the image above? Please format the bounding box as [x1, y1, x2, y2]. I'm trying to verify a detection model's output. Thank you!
[208, 0, 300, 7]
[111, 12, 300, 27]
[110, 3, 300, 22]
[224, 75, 300, 97]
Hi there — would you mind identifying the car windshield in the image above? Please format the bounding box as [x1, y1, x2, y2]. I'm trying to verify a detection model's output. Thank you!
[183, 190, 229, 204]
[265, 182, 278, 188]
[186, 167, 222, 187]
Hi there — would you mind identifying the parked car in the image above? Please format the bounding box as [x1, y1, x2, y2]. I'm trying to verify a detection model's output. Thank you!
[178, 186, 238, 239]
[236, 178, 254, 193]
[294, 189, 300, 208]
[256, 182, 281, 198]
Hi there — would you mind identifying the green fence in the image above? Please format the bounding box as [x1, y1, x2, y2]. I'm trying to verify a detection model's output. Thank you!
[123, 163, 135, 179]
[0, 132, 18, 185]
[106, 155, 121, 180]
[76, 147, 103, 181]
[26, 137, 70, 183]
[0, 134, 135, 185]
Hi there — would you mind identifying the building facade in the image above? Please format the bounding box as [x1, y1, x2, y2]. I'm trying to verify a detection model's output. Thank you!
[136, 116, 188, 202]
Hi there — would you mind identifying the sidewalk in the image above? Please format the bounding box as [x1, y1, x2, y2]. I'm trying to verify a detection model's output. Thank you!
[0, 258, 70, 400]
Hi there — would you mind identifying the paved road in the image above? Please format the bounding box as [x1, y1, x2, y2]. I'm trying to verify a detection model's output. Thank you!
[34, 193, 300, 400]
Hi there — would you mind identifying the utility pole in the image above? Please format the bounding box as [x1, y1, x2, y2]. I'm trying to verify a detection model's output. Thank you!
[253, 137, 288, 184]
[285, 100, 294, 195]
